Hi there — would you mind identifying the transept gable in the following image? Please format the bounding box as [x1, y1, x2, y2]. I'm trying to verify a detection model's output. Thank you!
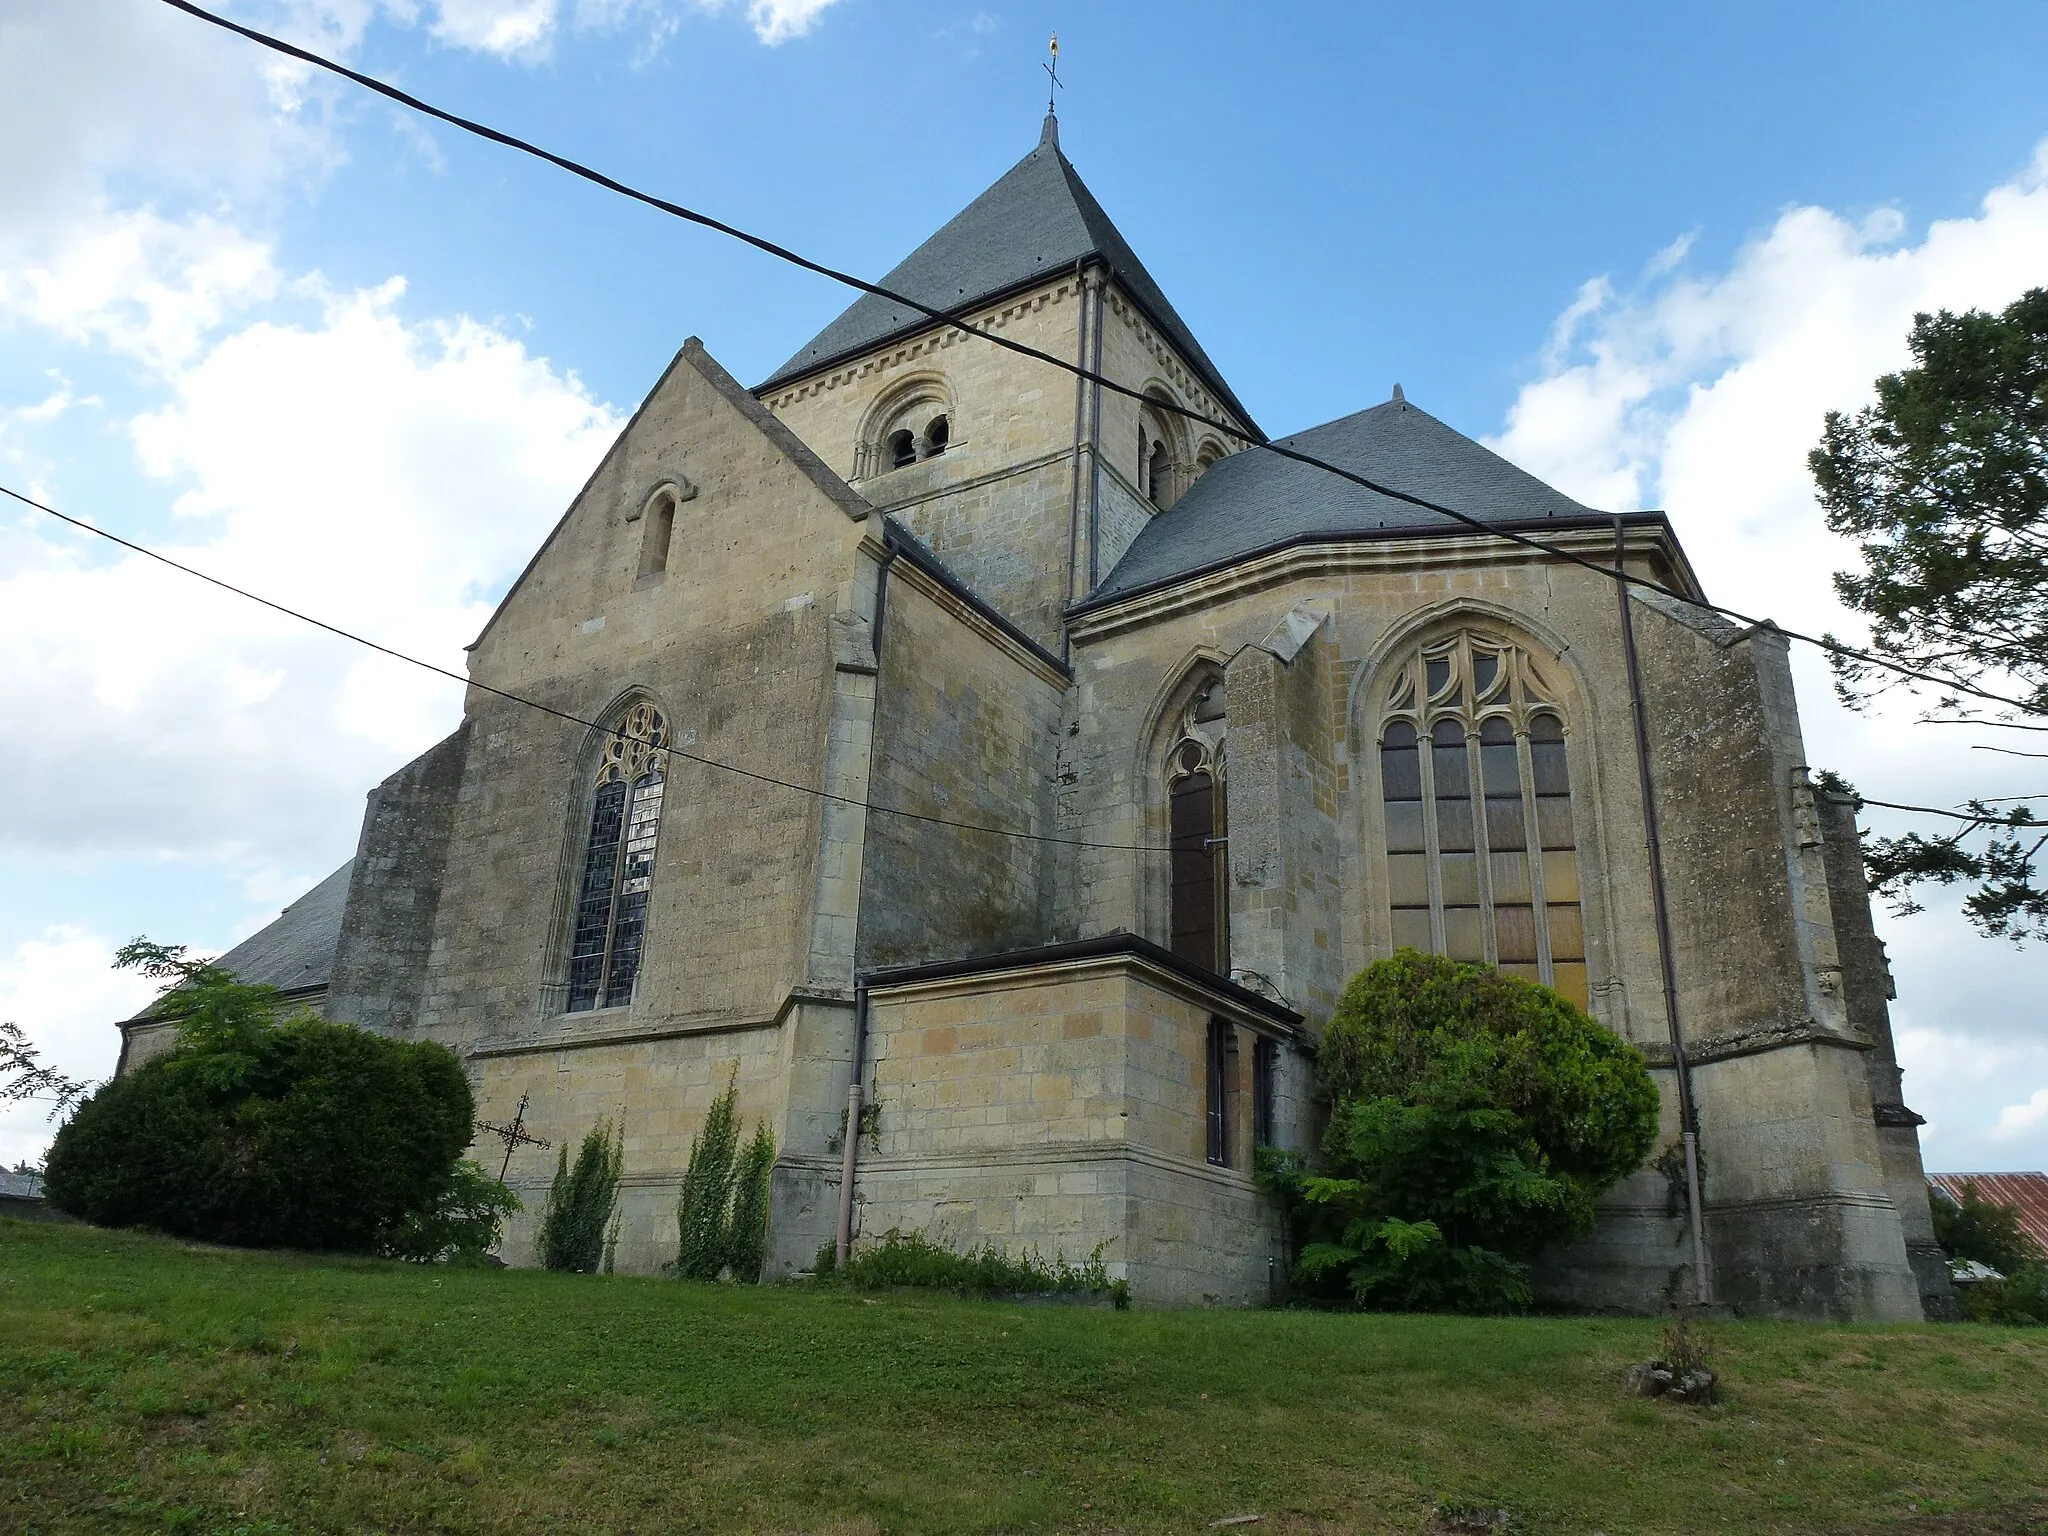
[468, 338, 873, 677]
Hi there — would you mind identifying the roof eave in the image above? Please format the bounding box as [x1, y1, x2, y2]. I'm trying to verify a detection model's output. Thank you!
[754, 262, 1265, 442]
[1069, 510, 1697, 619]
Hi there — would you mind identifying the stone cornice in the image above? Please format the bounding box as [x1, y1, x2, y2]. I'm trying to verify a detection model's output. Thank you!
[468, 984, 850, 1061]
[758, 277, 1084, 412]
[1066, 519, 1699, 641]
[864, 933, 1307, 1038]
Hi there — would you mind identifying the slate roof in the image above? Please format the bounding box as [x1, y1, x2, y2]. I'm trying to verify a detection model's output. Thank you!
[759, 119, 1256, 432]
[1083, 393, 1613, 607]
[1929, 1172, 2048, 1259]
[126, 860, 354, 1022]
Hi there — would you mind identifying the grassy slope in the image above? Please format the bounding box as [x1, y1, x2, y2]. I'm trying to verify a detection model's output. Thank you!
[3, 1219, 2044, 1536]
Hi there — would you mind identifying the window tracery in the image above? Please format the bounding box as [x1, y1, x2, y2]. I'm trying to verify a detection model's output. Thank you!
[567, 701, 669, 1013]
[1377, 631, 1588, 1006]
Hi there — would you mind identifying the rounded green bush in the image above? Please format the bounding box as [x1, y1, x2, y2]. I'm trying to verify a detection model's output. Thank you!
[44, 1020, 473, 1253]
[1319, 949, 1659, 1192]
[1276, 951, 1661, 1310]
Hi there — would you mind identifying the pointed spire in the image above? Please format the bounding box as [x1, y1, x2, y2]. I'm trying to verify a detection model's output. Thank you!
[1041, 112, 1059, 148]
[1392, 382, 1406, 403]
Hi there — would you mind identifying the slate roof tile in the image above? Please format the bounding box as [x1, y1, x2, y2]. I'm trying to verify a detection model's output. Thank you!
[759, 119, 1254, 431]
[1085, 394, 1611, 607]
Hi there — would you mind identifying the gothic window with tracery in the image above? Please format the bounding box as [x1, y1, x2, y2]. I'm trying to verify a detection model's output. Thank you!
[1166, 676, 1229, 972]
[1378, 631, 1588, 1007]
[567, 701, 669, 1012]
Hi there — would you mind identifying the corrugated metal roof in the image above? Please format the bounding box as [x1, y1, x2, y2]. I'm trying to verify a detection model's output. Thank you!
[1084, 394, 1609, 608]
[758, 118, 1255, 432]
[1928, 1171, 2048, 1257]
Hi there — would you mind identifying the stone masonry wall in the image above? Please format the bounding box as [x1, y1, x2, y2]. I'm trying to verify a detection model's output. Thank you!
[856, 556, 1069, 969]
[328, 724, 470, 1036]
[856, 954, 1292, 1305]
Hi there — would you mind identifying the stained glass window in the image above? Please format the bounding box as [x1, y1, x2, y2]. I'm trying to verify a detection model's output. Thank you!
[567, 702, 668, 1013]
[1376, 632, 1589, 1007]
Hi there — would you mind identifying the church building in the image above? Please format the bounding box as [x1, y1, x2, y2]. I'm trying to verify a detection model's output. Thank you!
[120, 118, 1951, 1318]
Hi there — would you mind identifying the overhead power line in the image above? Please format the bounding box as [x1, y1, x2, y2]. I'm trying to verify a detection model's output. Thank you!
[0, 482, 1171, 854]
[157, 0, 2048, 722]
[7, 482, 2040, 856]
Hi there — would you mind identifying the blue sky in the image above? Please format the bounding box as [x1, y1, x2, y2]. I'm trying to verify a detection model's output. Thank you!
[4, 0, 2048, 1171]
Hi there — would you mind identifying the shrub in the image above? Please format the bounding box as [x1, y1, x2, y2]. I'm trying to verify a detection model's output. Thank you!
[383, 1159, 521, 1265]
[1932, 1180, 2041, 1276]
[1269, 950, 1659, 1312]
[673, 1072, 742, 1279]
[538, 1121, 623, 1273]
[816, 1228, 1126, 1305]
[671, 1068, 776, 1282]
[725, 1123, 776, 1283]
[44, 1017, 473, 1253]
[1932, 1180, 2046, 1324]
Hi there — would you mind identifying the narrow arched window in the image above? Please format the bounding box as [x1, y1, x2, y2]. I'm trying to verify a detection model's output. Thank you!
[1377, 632, 1587, 1007]
[921, 414, 949, 458]
[638, 489, 676, 578]
[1147, 439, 1170, 507]
[567, 702, 668, 1012]
[1168, 735, 1228, 972]
[888, 429, 917, 469]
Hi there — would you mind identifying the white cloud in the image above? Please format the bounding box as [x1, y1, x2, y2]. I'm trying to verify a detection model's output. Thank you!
[0, 926, 159, 1169]
[745, 0, 839, 43]
[0, 207, 281, 370]
[686, 0, 841, 45]
[1493, 137, 2048, 1172]
[427, 0, 560, 56]
[1994, 1088, 2048, 1141]
[0, 276, 621, 868]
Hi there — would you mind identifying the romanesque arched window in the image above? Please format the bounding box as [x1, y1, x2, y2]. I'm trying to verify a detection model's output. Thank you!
[1378, 630, 1587, 1007]
[861, 377, 953, 478]
[1166, 676, 1229, 972]
[567, 701, 669, 1012]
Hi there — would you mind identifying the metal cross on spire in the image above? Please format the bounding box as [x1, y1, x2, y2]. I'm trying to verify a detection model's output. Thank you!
[1044, 31, 1062, 117]
[476, 1091, 550, 1181]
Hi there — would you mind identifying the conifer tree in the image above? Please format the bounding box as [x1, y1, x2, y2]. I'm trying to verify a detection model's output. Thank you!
[673, 1069, 741, 1280]
[538, 1119, 624, 1273]
[725, 1122, 777, 1283]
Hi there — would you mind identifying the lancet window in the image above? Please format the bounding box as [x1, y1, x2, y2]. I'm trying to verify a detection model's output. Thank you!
[1378, 631, 1588, 1007]
[1166, 675, 1229, 973]
[567, 701, 669, 1013]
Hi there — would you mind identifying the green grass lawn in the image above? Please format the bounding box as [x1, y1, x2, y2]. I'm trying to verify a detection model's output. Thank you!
[4, 1218, 2045, 1535]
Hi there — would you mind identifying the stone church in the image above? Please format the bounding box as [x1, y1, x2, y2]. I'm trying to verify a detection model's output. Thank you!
[121, 117, 1949, 1318]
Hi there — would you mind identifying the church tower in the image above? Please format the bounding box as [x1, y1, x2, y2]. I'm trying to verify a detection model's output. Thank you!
[758, 116, 1258, 653]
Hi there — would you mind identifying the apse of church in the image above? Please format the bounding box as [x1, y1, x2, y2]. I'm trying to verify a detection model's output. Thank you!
[121, 117, 1949, 1320]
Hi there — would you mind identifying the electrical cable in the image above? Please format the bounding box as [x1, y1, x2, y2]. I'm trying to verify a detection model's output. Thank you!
[0, 481, 1174, 854]
[156, 0, 2048, 721]
[11, 481, 2041, 856]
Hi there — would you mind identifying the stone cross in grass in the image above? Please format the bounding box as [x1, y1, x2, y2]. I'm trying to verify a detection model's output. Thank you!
[476, 1092, 549, 1181]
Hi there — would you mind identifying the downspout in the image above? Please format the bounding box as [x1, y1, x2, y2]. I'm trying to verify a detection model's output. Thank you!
[1084, 270, 1107, 591]
[1613, 515, 1713, 1306]
[1062, 260, 1097, 665]
[834, 540, 895, 1267]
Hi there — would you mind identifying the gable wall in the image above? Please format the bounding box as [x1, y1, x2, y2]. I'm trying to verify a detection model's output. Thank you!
[389, 349, 875, 1228]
